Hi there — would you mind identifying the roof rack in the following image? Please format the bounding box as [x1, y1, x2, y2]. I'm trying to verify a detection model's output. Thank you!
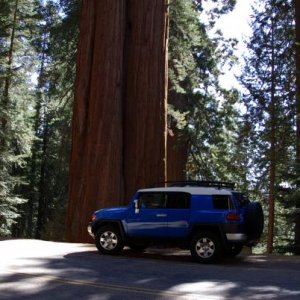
[151, 181, 235, 190]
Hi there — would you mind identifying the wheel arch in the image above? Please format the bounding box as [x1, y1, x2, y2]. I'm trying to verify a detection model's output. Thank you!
[92, 219, 126, 241]
[188, 224, 227, 246]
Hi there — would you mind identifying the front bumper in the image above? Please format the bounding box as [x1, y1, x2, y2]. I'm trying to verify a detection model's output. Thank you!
[87, 223, 95, 239]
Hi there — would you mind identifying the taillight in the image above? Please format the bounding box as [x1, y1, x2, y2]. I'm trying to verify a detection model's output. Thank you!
[92, 213, 96, 221]
[226, 212, 240, 221]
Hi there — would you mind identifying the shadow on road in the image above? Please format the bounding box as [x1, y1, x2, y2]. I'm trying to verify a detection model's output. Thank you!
[66, 246, 300, 269]
[1, 241, 300, 300]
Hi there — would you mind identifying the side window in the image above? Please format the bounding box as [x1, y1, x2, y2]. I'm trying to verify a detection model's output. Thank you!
[212, 195, 232, 210]
[138, 193, 166, 209]
[166, 192, 190, 209]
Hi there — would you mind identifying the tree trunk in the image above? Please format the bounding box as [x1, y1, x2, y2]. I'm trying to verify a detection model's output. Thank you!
[267, 14, 276, 254]
[66, 0, 126, 242]
[23, 37, 47, 238]
[35, 120, 49, 239]
[66, 0, 169, 242]
[123, 0, 169, 201]
[294, 0, 300, 255]
[267, 130, 276, 254]
[1, 0, 18, 143]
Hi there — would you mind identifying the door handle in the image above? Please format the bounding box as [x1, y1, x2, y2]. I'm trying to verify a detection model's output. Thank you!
[156, 214, 167, 217]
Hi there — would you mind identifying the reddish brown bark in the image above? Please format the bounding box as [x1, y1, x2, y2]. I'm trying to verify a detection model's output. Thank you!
[123, 0, 169, 201]
[66, 0, 169, 242]
[66, 1, 126, 242]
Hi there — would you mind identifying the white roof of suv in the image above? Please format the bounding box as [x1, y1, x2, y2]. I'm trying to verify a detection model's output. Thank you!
[138, 187, 232, 195]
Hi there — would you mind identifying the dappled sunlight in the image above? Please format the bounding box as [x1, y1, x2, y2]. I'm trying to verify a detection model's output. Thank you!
[1, 240, 300, 299]
[165, 280, 300, 300]
[247, 286, 300, 300]
[1, 273, 52, 295]
[167, 281, 237, 299]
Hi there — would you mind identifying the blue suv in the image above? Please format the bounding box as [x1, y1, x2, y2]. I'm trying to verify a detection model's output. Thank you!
[88, 181, 264, 263]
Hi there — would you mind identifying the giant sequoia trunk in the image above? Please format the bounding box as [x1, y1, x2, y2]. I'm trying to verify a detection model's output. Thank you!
[66, 0, 168, 242]
[123, 0, 168, 202]
[66, 1, 126, 242]
[294, 0, 300, 255]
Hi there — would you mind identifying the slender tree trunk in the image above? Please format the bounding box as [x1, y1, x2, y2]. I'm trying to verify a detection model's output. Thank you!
[1, 0, 18, 142]
[123, 0, 169, 201]
[267, 121, 276, 254]
[294, 0, 300, 255]
[25, 55, 45, 237]
[35, 113, 49, 239]
[267, 15, 276, 254]
[66, 0, 126, 242]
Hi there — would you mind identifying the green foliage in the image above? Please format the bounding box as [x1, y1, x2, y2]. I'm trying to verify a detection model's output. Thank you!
[194, 0, 237, 28]
[10, 0, 80, 240]
[169, 0, 240, 183]
[169, 0, 201, 93]
[240, 0, 296, 253]
[29, 0, 78, 240]
[0, 0, 38, 237]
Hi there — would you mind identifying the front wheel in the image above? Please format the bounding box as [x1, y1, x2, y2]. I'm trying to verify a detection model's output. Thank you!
[190, 231, 222, 263]
[95, 225, 124, 255]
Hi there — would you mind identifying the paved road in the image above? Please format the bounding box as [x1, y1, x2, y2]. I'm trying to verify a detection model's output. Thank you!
[1, 239, 300, 300]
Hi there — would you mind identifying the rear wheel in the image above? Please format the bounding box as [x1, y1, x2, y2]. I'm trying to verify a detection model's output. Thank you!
[190, 231, 223, 263]
[95, 225, 124, 255]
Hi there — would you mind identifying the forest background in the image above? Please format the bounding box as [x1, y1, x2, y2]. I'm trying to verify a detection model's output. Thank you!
[0, 0, 300, 255]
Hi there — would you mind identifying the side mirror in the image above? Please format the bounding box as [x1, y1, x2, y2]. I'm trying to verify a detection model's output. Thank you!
[134, 199, 139, 214]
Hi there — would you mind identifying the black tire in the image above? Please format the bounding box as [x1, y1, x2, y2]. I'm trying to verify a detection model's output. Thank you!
[95, 225, 124, 255]
[190, 231, 223, 263]
[244, 202, 264, 239]
[225, 244, 243, 257]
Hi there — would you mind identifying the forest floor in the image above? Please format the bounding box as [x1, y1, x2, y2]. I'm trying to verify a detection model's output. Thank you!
[1, 239, 300, 299]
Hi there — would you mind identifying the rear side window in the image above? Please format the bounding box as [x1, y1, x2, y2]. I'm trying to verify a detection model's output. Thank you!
[212, 195, 232, 210]
[166, 192, 190, 209]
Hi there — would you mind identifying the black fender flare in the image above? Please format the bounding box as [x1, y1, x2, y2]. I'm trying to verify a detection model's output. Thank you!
[188, 224, 228, 246]
[91, 219, 126, 241]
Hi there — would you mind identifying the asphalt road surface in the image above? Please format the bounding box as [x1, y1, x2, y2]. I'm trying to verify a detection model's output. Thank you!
[1, 239, 300, 300]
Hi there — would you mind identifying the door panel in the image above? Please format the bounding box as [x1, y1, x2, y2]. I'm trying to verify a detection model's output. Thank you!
[126, 208, 168, 237]
[126, 192, 168, 237]
[126, 191, 191, 238]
